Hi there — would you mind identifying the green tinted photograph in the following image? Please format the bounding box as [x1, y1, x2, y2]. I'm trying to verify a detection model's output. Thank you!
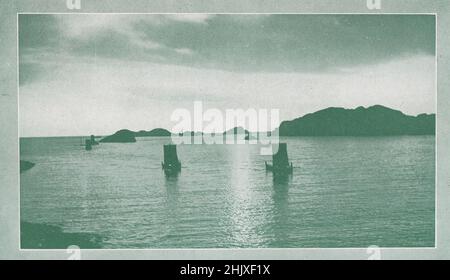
[19, 14, 435, 249]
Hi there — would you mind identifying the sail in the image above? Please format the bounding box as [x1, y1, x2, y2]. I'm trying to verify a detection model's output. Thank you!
[85, 139, 92, 150]
[163, 144, 179, 165]
[273, 143, 290, 168]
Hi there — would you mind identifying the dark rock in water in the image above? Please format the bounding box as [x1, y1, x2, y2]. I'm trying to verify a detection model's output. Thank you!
[100, 129, 136, 143]
[21, 221, 104, 249]
[135, 128, 171, 137]
[279, 105, 435, 136]
[20, 160, 35, 173]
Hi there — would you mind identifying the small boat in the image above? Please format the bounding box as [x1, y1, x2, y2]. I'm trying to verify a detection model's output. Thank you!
[162, 144, 181, 176]
[265, 143, 293, 175]
[90, 135, 99, 146]
[85, 139, 92, 151]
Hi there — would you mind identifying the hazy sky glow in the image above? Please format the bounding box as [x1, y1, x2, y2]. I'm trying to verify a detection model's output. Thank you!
[19, 14, 436, 137]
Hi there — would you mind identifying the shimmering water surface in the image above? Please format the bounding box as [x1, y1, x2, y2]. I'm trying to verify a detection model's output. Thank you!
[20, 136, 435, 248]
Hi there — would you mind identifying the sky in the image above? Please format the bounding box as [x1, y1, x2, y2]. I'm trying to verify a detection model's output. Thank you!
[19, 14, 436, 137]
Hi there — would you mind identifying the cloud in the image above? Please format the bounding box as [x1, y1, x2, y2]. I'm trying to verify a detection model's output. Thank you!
[55, 14, 212, 39]
[55, 14, 213, 40]
[57, 14, 132, 38]
[19, 53, 435, 137]
[44, 14, 207, 63]
[174, 48, 194, 55]
[56, 15, 163, 50]
[18, 14, 436, 136]
[20, 14, 435, 73]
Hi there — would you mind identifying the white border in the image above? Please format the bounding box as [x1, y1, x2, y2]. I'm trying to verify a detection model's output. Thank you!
[17, 12, 438, 253]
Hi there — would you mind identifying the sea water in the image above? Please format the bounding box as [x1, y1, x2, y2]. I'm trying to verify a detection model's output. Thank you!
[20, 136, 435, 248]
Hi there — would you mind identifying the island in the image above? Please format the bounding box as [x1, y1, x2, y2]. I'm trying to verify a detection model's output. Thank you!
[99, 105, 435, 142]
[222, 126, 250, 135]
[279, 105, 435, 136]
[135, 128, 171, 137]
[100, 129, 137, 143]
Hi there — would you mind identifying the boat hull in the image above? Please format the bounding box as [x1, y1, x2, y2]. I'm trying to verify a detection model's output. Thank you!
[162, 162, 181, 176]
[265, 161, 293, 175]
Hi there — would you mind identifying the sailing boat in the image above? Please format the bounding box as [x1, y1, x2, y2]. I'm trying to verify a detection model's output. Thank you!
[85, 139, 92, 151]
[162, 144, 181, 176]
[90, 135, 99, 145]
[265, 143, 293, 175]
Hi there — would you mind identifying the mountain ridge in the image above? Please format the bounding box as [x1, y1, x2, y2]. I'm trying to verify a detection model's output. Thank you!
[278, 105, 435, 136]
[100, 105, 435, 142]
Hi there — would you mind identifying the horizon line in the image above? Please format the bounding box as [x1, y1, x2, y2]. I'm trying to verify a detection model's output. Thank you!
[19, 104, 436, 138]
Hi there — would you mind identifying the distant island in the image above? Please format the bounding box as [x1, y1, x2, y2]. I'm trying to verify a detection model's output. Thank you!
[223, 127, 250, 135]
[100, 105, 435, 143]
[100, 129, 137, 143]
[135, 128, 171, 137]
[99, 128, 171, 143]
